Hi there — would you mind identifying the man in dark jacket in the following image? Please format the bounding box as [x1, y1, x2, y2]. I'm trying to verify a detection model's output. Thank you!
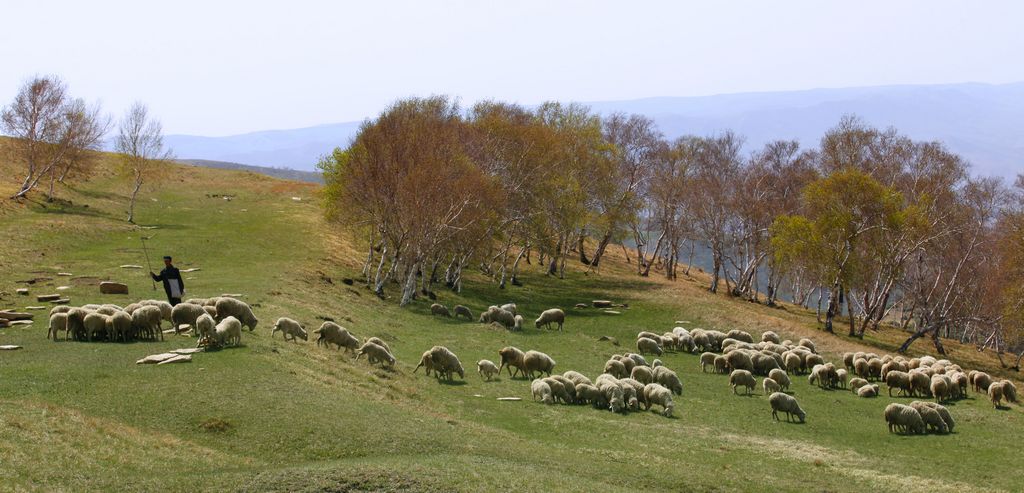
[151, 256, 185, 306]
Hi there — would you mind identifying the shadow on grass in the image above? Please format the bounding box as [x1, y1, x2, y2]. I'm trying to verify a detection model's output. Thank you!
[29, 197, 115, 219]
[436, 379, 468, 386]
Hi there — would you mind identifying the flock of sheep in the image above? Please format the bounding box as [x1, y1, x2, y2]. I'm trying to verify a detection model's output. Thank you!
[46, 296, 257, 348]
[43, 294, 1020, 434]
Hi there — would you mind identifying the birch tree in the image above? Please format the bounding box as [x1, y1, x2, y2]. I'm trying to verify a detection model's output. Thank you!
[116, 102, 172, 223]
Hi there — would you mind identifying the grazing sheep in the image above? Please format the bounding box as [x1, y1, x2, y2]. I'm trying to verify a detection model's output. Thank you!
[849, 377, 869, 393]
[575, 383, 605, 407]
[535, 308, 565, 331]
[543, 377, 571, 404]
[453, 305, 473, 320]
[752, 354, 780, 376]
[726, 329, 754, 344]
[677, 334, 696, 353]
[138, 300, 173, 322]
[413, 350, 435, 376]
[988, 381, 1005, 408]
[909, 401, 948, 434]
[600, 381, 626, 413]
[884, 403, 925, 435]
[631, 365, 654, 385]
[917, 401, 955, 432]
[130, 305, 163, 341]
[314, 322, 359, 353]
[625, 353, 649, 368]
[909, 370, 932, 398]
[836, 369, 848, 389]
[522, 350, 556, 379]
[700, 352, 717, 373]
[428, 346, 464, 380]
[886, 371, 912, 397]
[1001, 380, 1017, 403]
[172, 303, 208, 335]
[83, 312, 109, 341]
[930, 374, 951, 403]
[430, 303, 451, 317]
[857, 384, 879, 398]
[692, 332, 711, 352]
[271, 317, 308, 342]
[636, 337, 663, 356]
[357, 341, 396, 368]
[768, 369, 791, 391]
[105, 311, 132, 343]
[531, 379, 554, 404]
[513, 315, 524, 331]
[729, 370, 756, 395]
[769, 392, 806, 423]
[651, 358, 664, 368]
[212, 316, 243, 347]
[725, 351, 754, 372]
[359, 337, 390, 355]
[653, 366, 683, 395]
[479, 306, 516, 329]
[602, 359, 626, 379]
[714, 356, 729, 374]
[643, 383, 675, 417]
[194, 313, 216, 345]
[798, 338, 816, 353]
[498, 346, 527, 378]
[972, 372, 993, 393]
[854, 358, 870, 380]
[763, 377, 781, 395]
[615, 355, 636, 374]
[867, 359, 884, 380]
[761, 331, 781, 344]
[47, 313, 68, 341]
[500, 303, 517, 316]
[214, 297, 258, 331]
[563, 371, 592, 387]
[202, 305, 217, 319]
[784, 353, 802, 374]
[843, 352, 855, 370]
[552, 375, 579, 403]
[50, 305, 72, 317]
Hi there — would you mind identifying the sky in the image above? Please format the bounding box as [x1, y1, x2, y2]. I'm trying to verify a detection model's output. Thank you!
[2, 0, 1023, 136]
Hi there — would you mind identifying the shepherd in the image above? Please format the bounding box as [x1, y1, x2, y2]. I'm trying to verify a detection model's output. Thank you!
[151, 256, 185, 306]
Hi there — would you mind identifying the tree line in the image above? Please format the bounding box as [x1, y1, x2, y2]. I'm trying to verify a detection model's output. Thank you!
[319, 96, 1024, 363]
[2, 75, 171, 222]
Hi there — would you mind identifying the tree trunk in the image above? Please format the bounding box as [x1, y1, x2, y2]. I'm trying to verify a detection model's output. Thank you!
[845, 285, 857, 337]
[577, 235, 591, 265]
[589, 232, 613, 267]
[127, 171, 143, 223]
[641, 231, 666, 277]
[825, 287, 838, 333]
[373, 245, 389, 297]
[684, 240, 694, 276]
[510, 244, 529, 286]
[399, 260, 419, 306]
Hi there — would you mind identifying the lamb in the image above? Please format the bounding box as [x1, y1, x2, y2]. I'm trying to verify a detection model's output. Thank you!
[430, 303, 451, 317]
[357, 341, 396, 368]
[884, 403, 925, 435]
[542, 377, 571, 404]
[849, 377, 869, 393]
[700, 352, 717, 373]
[835, 369, 848, 389]
[768, 369, 791, 391]
[643, 383, 675, 417]
[563, 371, 592, 387]
[498, 346, 527, 377]
[47, 313, 68, 341]
[214, 297, 258, 331]
[630, 365, 654, 385]
[171, 303, 207, 335]
[513, 315, 524, 331]
[535, 308, 565, 331]
[531, 379, 554, 405]
[763, 377, 781, 395]
[414, 350, 436, 376]
[271, 317, 308, 342]
[105, 311, 133, 343]
[761, 331, 781, 344]
[885, 371, 912, 397]
[522, 350, 556, 379]
[769, 392, 806, 423]
[908, 401, 948, 434]
[857, 384, 879, 398]
[83, 312, 109, 341]
[988, 381, 1005, 408]
[479, 306, 516, 329]
[729, 370, 756, 395]
[194, 313, 216, 344]
[714, 356, 729, 374]
[453, 305, 473, 320]
[636, 337, 663, 356]
[130, 305, 163, 341]
[652, 366, 683, 396]
[212, 316, 242, 347]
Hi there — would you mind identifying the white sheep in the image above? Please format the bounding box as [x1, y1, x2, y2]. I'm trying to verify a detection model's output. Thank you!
[604, 359, 628, 379]
[498, 346, 527, 377]
[522, 350, 556, 378]
[138, 300, 173, 322]
[171, 303, 207, 335]
[48, 312, 68, 341]
[534, 308, 565, 331]
[643, 383, 675, 417]
[130, 305, 163, 341]
[857, 384, 879, 398]
[453, 305, 473, 320]
[194, 313, 216, 346]
[563, 370, 592, 387]
[212, 316, 242, 347]
[909, 401, 948, 434]
[988, 381, 1005, 408]
[763, 377, 781, 395]
[474, 359, 499, 381]
[428, 345, 463, 380]
[314, 322, 359, 353]
[761, 331, 781, 344]
[729, 370, 756, 395]
[884, 403, 925, 434]
[768, 369, 791, 391]
[271, 317, 308, 342]
[636, 337, 663, 356]
[699, 352, 717, 373]
[83, 312, 109, 341]
[430, 303, 451, 317]
[543, 377, 571, 404]
[885, 371, 912, 397]
[214, 297, 258, 331]
[531, 379, 554, 404]
[653, 366, 683, 395]
[630, 365, 654, 385]
[105, 311, 132, 343]
[513, 315, 524, 331]
[500, 303, 517, 316]
[357, 341, 396, 368]
[769, 392, 806, 423]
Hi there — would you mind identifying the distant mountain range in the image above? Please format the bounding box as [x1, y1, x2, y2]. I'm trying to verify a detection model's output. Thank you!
[176, 159, 323, 183]
[165, 82, 1024, 179]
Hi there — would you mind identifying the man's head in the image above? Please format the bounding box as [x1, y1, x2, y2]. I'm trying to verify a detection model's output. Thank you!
[163, 256, 172, 267]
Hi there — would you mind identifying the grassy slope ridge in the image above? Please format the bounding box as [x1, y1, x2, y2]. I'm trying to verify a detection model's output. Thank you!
[0, 144, 1020, 493]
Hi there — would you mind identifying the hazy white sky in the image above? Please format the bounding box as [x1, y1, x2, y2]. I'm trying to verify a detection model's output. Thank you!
[2, 0, 1022, 136]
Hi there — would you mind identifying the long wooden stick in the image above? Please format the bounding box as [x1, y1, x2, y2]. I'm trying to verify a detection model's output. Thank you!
[141, 236, 156, 291]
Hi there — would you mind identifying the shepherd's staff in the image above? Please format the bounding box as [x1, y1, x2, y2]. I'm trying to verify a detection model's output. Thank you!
[141, 235, 157, 291]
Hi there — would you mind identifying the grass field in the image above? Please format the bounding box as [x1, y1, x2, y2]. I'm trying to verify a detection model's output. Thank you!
[1, 145, 1021, 492]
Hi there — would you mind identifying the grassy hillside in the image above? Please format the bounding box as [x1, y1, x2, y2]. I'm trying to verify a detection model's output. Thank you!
[1, 142, 1020, 493]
